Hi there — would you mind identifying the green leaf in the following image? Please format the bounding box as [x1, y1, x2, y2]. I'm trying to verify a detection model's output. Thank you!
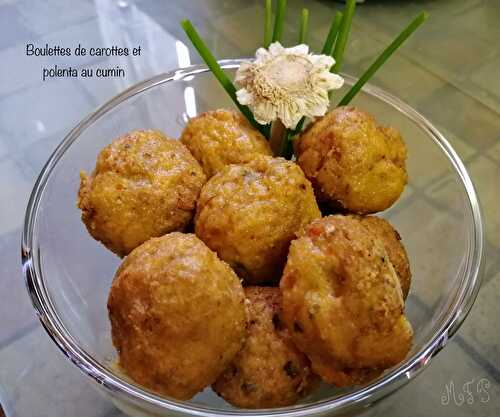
[321, 11, 343, 55]
[339, 11, 428, 106]
[264, 0, 273, 48]
[272, 0, 287, 43]
[332, 0, 357, 73]
[299, 8, 309, 44]
[290, 117, 306, 136]
[181, 19, 269, 137]
[281, 130, 295, 159]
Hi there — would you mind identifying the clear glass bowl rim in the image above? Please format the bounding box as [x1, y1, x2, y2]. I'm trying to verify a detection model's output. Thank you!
[21, 59, 484, 417]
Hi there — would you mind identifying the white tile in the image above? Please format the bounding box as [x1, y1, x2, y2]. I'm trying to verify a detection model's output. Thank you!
[16, 0, 96, 36]
[0, 44, 55, 96]
[0, 228, 39, 345]
[0, 131, 12, 159]
[0, 3, 35, 49]
[70, 2, 183, 106]
[22, 130, 66, 179]
[0, 159, 32, 234]
[37, 19, 105, 68]
[0, 77, 93, 147]
[0, 327, 119, 417]
[458, 271, 500, 367]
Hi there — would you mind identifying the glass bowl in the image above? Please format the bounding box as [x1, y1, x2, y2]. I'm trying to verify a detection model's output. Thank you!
[22, 60, 483, 417]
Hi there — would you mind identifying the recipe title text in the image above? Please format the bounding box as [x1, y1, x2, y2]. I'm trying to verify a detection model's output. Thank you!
[26, 43, 142, 81]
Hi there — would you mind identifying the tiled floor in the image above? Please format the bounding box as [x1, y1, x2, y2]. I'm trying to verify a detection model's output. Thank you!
[459, 270, 500, 369]
[0, 0, 499, 416]
[467, 157, 500, 249]
[371, 342, 500, 417]
[0, 327, 118, 417]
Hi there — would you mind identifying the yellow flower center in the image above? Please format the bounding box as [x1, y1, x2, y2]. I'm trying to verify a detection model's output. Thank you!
[256, 55, 312, 96]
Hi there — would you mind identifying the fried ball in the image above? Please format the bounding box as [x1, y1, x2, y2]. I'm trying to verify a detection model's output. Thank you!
[195, 156, 321, 284]
[107, 233, 246, 400]
[78, 130, 206, 256]
[213, 287, 318, 408]
[359, 215, 411, 299]
[180, 109, 272, 178]
[296, 106, 407, 214]
[280, 215, 413, 387]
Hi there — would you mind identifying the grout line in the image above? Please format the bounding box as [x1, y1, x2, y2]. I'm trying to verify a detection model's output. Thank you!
[484, 255, 500, 286]
[408, 183, 463, 219]
[410, 141, 481, 192]
[405, 149, 484, 218]
[484, 237, 500, 284]
[411, 295, 500, 384]
[454, 334, 500, 384]
[99, 407, 125, 417]
[350, 8, 500, 123]
[484, 151, 500, 169]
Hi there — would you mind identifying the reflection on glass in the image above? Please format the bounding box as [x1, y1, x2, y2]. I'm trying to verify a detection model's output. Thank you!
[175, 40, 191, 68]
[184, 86, 197, 118]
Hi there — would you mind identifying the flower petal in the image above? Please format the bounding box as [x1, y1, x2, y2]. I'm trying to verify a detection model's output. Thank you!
[310, 54, 335, 71]
[277, 100, 302, 129]
[323, 72, 345, 89]
[305, 99, 329, 117]
[268, 42, 285, 56]
[252, 99, 277, 125]
[234, 62, 253, 85]
[236, 88, 254, 105]
[255, 47, 271, 62]
[286, 44, 309, 56]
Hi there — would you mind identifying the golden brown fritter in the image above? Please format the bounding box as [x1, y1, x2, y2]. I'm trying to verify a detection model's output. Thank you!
[280, 215, 413, 387]
[195, 156, 321, 284]
[213, 287, 318, 408]
[180, 109, 272, 178]
[78, 130, 206, 257]
[359, 215, 411, 299]
[107, 233, 247, 400]
[296, 106, 407, 214]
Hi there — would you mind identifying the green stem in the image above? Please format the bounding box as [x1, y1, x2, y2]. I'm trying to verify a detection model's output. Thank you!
[321, 11, 343, 55]
[339, 11, 428, 107]
[290, 117, 306, 136]
[270, 119, 286, 156]
[272, 0, 287, 42]
[299, 8, 309, 44]
[264, 0, 273, 48]
[332, 0, 357, 73]
[281, 130, 295, 159]
[280, 116, 306, 159]
[181, 19, 269, 137]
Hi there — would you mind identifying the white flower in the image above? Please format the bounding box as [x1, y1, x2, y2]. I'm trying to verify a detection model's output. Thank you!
[234, 42, 344, 129]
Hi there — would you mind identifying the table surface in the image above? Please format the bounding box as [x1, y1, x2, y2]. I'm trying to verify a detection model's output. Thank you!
[1, 0, 499, 416]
